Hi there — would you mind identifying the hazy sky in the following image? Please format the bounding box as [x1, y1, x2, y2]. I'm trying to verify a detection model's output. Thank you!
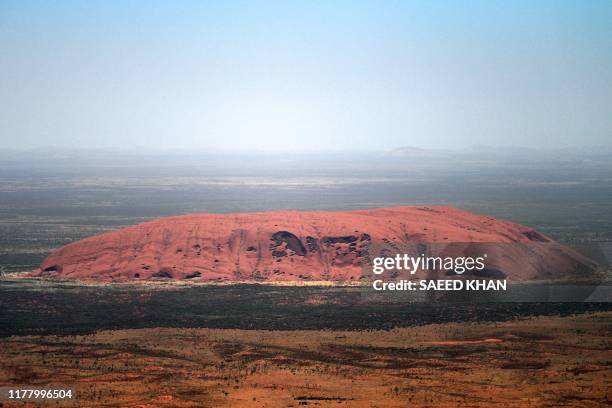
[1, 1, 611, 150]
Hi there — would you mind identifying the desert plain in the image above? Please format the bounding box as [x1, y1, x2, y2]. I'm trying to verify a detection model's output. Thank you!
[1, 312, 610, 407]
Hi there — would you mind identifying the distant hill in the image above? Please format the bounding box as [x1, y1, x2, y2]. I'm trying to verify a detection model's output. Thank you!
[35, 206, 598, 282]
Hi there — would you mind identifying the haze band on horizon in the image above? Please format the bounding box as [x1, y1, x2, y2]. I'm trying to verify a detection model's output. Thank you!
[1, 1, 611, 152]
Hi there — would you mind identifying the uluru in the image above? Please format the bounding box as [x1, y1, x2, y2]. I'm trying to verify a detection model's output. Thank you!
[34, 206, 598, 282]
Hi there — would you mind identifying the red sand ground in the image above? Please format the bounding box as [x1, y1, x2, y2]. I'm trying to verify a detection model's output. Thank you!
[35, 206, 597, 282]
[2, 312, 611, 407]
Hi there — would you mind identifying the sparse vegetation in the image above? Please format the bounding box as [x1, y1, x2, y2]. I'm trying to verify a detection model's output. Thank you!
[1, 280, 611, 337]
[1, 313, 610, 406]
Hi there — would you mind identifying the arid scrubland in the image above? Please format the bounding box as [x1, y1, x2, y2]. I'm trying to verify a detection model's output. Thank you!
[1, 312, 610, 407]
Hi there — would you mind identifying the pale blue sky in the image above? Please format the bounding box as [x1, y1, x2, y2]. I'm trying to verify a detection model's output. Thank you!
[1, 1, 611, 150]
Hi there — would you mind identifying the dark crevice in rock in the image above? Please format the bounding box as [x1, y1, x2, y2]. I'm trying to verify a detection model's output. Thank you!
[271, 231, 306, 256]
[306, 236, 319, 252]
[523, 230, 549, 242]
[272, 250, 287, 258]
[322, 236, 359, 245]
[152, 270, 173, 279]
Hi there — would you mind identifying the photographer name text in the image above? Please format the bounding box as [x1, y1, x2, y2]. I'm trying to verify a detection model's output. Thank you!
[371, 253, 506, 291]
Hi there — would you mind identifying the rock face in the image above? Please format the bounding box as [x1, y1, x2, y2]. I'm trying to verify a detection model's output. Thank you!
[35, 206, 598, 282]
